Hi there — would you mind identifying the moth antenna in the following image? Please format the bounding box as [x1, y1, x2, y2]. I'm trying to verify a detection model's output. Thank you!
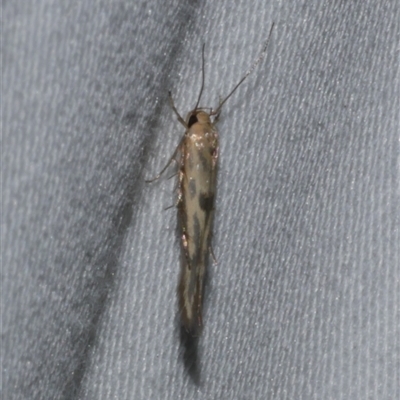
[212, 22, 275, 116]
[194, 43, 206, 110]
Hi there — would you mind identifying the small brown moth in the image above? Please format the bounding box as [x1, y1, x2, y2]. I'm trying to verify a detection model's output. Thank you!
[147, 24, 274, 336]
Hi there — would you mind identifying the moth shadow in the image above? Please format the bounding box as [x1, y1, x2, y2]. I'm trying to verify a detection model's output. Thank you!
[179, 326, 201, 386]
[176, 262, 211, 387]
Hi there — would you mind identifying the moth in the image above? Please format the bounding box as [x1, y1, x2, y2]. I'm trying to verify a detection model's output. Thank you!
[147, 24, 274, 336]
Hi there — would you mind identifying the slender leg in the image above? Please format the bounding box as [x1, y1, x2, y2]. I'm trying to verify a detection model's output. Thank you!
[209, 245, 217, 264]
[211, 97, 222, 122]
[145, 147, 179, 183]
[146, 91, 187, 183]
[169, 91, 188, 128]
[212, 111, 221, 123]
[167, 171, 179, 180]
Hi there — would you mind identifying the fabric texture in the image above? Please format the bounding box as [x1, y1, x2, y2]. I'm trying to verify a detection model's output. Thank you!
[2, 1, 399, 399]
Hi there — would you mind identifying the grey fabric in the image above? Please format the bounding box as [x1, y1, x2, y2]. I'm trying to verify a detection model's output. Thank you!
[2, 1, 399, 399]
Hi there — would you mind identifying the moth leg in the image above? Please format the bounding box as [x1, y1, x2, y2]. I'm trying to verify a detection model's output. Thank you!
[164, 172, 182, 210]
[164, 202, 177, 211]
[211, 96, 223, 122]
[169, 91, 188, 128]
[145, 148, 179, 183]
[209, 245, 218, 264]
[213, 111, 221, 123]
[167, 171, 179, 180]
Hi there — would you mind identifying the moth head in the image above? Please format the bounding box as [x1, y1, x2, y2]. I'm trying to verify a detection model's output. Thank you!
[186, 110, 211, 128]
